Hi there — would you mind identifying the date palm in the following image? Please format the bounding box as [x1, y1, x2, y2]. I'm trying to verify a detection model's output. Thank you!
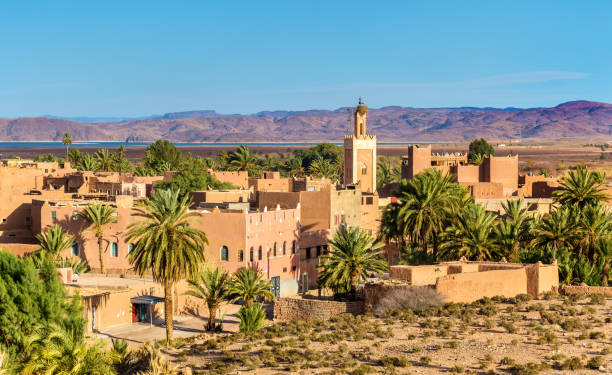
[376, 159, 392, 188]
[62, 132, 72, 160]
[578, 203, 612, 262]
[228, 145, 259, 175]
[286, 156, 305, 177]
[78, 203, 117, 274]
[318, 226, 388, 299]
[308, 155, 338, 180]
[20, 324, 115, 375]
[35, 224, 75, 262]
[126, 188, 207, 343]
[78, 152, 97, 171]
[494, 199, 532, 262]
[184, 267, 232, 331]
[530, 206, 579, 255]
[228, 265, 274, 307]
[439, 204, 499, 261]
[554, 167, 608, 208]
[95, 149, 114, 172]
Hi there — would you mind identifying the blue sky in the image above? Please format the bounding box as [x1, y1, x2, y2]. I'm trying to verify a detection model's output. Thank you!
[0, 1, 610, 117]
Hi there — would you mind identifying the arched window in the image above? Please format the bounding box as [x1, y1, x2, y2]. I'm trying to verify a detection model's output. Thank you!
[258, 246, 263, 261]
[238, 250, 244, 262]
[249, 247, 254, 262]
[283, 241, 286, 255]
[71, 241, 79, 256]
[111, 242, 118, 257]
[220, 246, 229, 261]
[292, 240, 296, 254]
[273, 242, 277, 256]
[361, 162, 367, 175]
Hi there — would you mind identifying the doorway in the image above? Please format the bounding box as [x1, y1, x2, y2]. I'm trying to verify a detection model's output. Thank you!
[270, 276, 280, 299]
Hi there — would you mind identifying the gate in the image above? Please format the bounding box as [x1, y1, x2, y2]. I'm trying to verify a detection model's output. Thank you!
[271, 276, 281, 299]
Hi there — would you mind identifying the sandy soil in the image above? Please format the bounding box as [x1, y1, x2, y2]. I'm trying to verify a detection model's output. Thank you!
[159, 294, 611, 374]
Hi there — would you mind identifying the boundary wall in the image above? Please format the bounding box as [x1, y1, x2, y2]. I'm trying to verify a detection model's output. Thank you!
[273, 297, 364, 321]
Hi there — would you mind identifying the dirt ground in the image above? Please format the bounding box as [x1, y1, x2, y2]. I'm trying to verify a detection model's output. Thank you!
[157, 294, 611, 374]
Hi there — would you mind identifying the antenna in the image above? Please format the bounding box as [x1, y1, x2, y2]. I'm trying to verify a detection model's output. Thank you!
[346, 108, 352, 133]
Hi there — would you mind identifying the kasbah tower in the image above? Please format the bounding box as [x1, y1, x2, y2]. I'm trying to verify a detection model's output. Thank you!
[344, 98, 376, 193]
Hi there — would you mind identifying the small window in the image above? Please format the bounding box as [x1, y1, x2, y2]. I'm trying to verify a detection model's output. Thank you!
[249, 247, 254, 262]
[366, 197, 373, 205]
[283, 267, 287, 273]
[238, 250, 244, 262]
[51, 211, 57, 220]
[305, 248, 311, 259]
[220, 246, 229, 261]
[292, 266, 297, 272]
[273, 242, 277, 256]
[1, 218, 6, 223]
[111, 242, 118, 257]
[292, 240, 296, 254]
[25, 217, 31, 224]
[71, 242, 79, 256]
[282, 241, 286, 255]
[316, 246, 321, 257]
[128, 243, 135, 254]
[258, 246, 263, 260]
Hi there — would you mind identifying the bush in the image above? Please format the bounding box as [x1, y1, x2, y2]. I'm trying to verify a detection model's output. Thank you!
[373, 286, 444, 316]
[559, 357, 583, 370]
[586, 356, 603, 370]
[237, 303, 265, 334]
[589, 294, 605, 305]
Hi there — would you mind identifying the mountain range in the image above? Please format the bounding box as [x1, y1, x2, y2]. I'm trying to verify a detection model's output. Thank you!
[1, 101, 611, 142]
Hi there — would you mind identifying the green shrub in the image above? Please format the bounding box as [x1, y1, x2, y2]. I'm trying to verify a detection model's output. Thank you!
[560, 357, 583, 370]
[419, 356, 432, 365]
[449, 364, 465, 373]
[237, 303, 265, 334]
[586, 356, 603, 370]
[589, 331, 605, 340]
[589, 294, 605, 305]
[379, 355, 409, 368]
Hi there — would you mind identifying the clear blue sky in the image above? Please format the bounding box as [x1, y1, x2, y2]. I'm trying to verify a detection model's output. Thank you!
[1, 1, 610, 117]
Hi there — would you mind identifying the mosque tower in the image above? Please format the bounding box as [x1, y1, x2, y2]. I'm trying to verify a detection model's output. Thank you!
[343, 98, 377, 192]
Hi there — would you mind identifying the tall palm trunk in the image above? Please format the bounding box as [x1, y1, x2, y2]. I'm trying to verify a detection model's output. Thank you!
[207, 304, 217, 331]
[603, 261, 610, 287]
[350, 271, 360, 301]
[97, 233, 105, 273]
[164, 279, 174, 343]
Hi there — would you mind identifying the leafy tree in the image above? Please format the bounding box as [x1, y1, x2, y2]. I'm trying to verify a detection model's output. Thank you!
[228, 266, 274, 307]
[95, 149, 114, 172]
[184, 267, 232, 331]
[228, 145, 260, 176]
[577, 203, 611, 262]
[35, 224, 75, 262]
[126, 188, 207, 344]
[67, 148, 82, 165]
[144, 140, 183, 173]
[62, 132, 73, 160]
[318, 226, 388, 299]
[0, 251, 85, 356]
[554, 167, 608, 208]
[530, 206, 579, 254]
[77, 152, 98, 171]
[78, 203, 118, 274]
[308, 155, 339, 180]
[469, 153, 484, 166]
[467, 138, 494, 164]
[237, 303, 265, 334]
[261, 154, 278, 171]
[294, 143, 343, 171]
[155, 155, 235, 196]
[285, 156, 305, 177]
[494, 199, 532, 262]
[19, 324, 115, 375]
[439, 204, 499, 261]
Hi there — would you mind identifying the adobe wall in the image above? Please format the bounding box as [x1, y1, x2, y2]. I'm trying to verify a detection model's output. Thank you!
[190, 190, 250, 205]
[482, 156, 518, 190]
[453, 165, 480, 184]
[360, 193, 380, 236]
[518, 175, 556, 197]
[356, 148, 374, 193]
[401, 145, 431, 180]
[531, 181, 560, 198]
[435, 268, 528, 303]
[273, 297, 364, 321]
[389, 265, 449, 285]
[249, 177, 292, 193]
[211, 171, 248, 189]
[461, 182, 504, 199]
[330, 187, 362, 235]
[363, 281, 414, 313]
[292, 177, 331, 192]
[560, 285, 612, 297]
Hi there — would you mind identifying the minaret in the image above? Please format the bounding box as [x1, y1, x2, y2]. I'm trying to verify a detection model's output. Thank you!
[344, 98, 377, 192]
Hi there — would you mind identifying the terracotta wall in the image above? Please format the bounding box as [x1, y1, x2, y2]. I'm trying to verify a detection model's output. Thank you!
[190, 190, 250, 205]
[401, 145, 431, 180]
[482, 156, 518, 190]
[389, 265, 449, 285]
[453, 165, 480, 184]
[211, 171, 248, 189]
[435, 268, 528, 303]
[360, 193, 380, 236]
[531, 181, 560, 198]
[461, 182, 504, 199]
[249, 177, 292, 193]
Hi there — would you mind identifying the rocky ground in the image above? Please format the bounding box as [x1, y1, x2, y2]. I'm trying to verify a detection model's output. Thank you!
[160, 293, 611, 374]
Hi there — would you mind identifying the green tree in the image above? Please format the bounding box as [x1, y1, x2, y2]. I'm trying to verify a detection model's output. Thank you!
[78, 204, 118, 274]
[439, 204, 499, 261]
[228, 266, 274, 307]
[308, 155, 338, 180]
[144, 140, 183, 173]
[184, 267, 232, 331]
[77, 152, 98, 171]
[494, 199, 532, 262]
[95, 149, 114, 172]
[35, 224, 75, 262]
[0, 251, 85, 356]
[62, 132, 73, 160]
[530, 206, 579, 255]
[67, 148, 82, 165]
[318, 226, 388, 299]
[577, 203, 612, 262]
[228, 145, 259, 176]
[376, 159, 392, 188]
[236, 303, 265, 334]
[285, 156, 305, 177]
[294, 143, 343, 171]
[554, 167, 608, 208]
[155, 155, 235, 197]
[468, 138, 494, 164]
[19, 324, 115, 375]
[126, 188, 207, 344]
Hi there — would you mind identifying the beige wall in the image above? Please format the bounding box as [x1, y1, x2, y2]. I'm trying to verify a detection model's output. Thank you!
[435, 268, 528, 303]
[211, 171, 248, 189]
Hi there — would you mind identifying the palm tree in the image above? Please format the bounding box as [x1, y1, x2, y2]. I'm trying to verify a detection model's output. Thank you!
[318, 226, 388, 299]
[35, 224, 75, 262]
[377, 159, 392, 188]
[308, 155, 338, 180]
[62, 132, 73, 160]
[554, 167, 608, 208]
[469, 153, 484, 166]
[494, 199, 532, 262]
[261, 154, 278, 171]
[237, 303, 265, 334]
[78, 152, 98, 171]
[126, 188, 207, 343]
[184, 267, 232, 331]
[95, 149, 114, 172]
[393, 169, 467, 257]
[577, 203, 612, 262]
[228, 145, 259, 175]
[20, 324, 115, 375]
[286, 156, 305, 177]
[67, 148, 82, 165]
[530, 206, 579, 255]
[78, 203, 118, 274]
[228, 265, 274, 307]
[439, 204, 499, 261]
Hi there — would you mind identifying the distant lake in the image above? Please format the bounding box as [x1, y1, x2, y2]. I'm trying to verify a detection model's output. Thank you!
[0, 141, 433, 148]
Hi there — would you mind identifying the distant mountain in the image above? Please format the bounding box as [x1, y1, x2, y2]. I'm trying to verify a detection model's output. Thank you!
[4, 101, 611, 142]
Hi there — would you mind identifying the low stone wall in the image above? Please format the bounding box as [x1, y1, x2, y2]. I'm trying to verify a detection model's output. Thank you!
[560, 285, 612, 297]
[273, 297, 364, 321]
